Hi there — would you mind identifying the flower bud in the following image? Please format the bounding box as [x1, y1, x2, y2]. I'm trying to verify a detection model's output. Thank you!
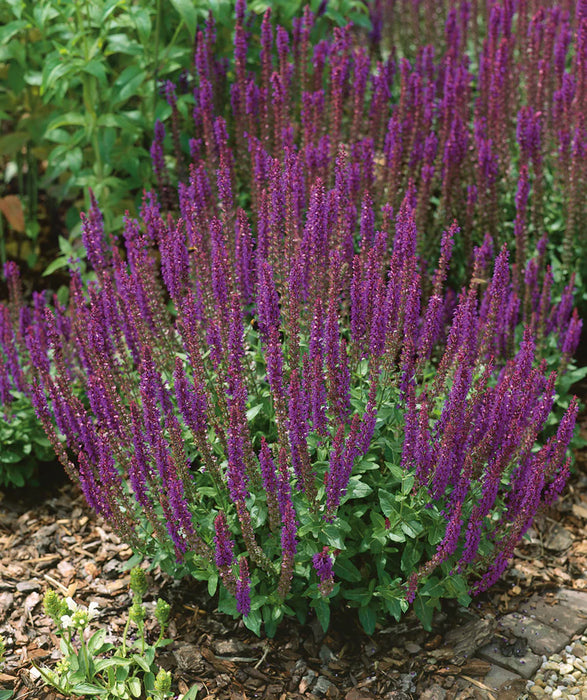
[154, 667, 171, 695]
[130, 567, 148, 598]
[129, 601, 146, 624]
[43, 590, 65, 623]
[154, 599, 170, 627]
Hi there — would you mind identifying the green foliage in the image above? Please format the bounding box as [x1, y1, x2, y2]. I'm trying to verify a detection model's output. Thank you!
[37, 569, 198, 699]
[0, 0, 370, 269]
[0, 392, 55, 488]
[0, 634, 13, 700]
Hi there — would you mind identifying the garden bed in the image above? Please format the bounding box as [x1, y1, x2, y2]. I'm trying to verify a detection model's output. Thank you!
[2, 406, 587, 700]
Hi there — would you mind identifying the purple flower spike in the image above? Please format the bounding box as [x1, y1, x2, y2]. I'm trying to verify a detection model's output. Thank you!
[214, 512, 234, 570]
[236, 557, 251, 616]
[312, 546, 335, 596]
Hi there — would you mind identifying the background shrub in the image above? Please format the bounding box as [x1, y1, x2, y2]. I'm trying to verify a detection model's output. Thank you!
[0, 0, 368, 273]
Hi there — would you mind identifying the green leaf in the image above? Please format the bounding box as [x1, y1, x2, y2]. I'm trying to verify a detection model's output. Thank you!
[168, 0, 198, 36]
[130, 654, 151, 673]
[358, 604, 377, 635]
[88, 628, 107, 654]
[82, 59, 108, 85]
[127, 676, 142, 697]
[344, 477, 373, 500]
[71, 683, 108, 695]
[0, 19, 27, 45]
[378, 489, 396, 517]
[112, 65, 147, 104]
[182, 685, 201, 700]
[243, 608, 262, 636]
[334, 557, 362, 583]
[94, 657, 127, 673]
[42, 256, 69, 276]
[0, 449, 24, 464]
[246, 403, 264, 421]
[0, 690, 14, 700]
[207, 571, 218, 597]
[129, 6, 152, 44]
[100, 0, 123, 24]
[116, 663, 130, 682]
[400, 520, 423, 538]
[322, 524, 345, 550]
[401, 474, 415, 495]
[413, 594, 435, 631]
[312, 598, 330, 633]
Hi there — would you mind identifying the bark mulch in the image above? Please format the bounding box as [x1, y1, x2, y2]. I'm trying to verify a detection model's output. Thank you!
[1, 416, 587, 700]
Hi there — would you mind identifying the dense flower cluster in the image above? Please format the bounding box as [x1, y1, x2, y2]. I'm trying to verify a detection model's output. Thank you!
[0, 1, 583, 630]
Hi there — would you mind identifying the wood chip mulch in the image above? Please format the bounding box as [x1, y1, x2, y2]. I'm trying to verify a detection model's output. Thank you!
[1, 407, 587, 700]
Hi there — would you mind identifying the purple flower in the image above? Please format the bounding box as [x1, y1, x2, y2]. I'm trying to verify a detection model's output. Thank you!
[236, 557, 251, 616]
[214, 512, 234, 570]
[312, 546, 334, 596]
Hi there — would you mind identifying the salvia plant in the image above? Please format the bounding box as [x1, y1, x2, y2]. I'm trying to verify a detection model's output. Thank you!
[0, 1, 583, 635]
[148, 0, 587, 279]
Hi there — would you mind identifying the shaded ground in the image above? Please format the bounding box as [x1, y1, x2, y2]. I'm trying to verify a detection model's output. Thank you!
[1, 411, 587, 700]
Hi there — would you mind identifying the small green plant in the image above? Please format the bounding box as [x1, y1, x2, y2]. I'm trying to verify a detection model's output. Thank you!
[0, 634, 13, 700]
[37, 569, 194, 699]
[0, 392, 55, 488]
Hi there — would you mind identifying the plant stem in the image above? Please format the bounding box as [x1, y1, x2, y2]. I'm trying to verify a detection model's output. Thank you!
[121, 615, 131, 658]
[153, 0, 162, 120]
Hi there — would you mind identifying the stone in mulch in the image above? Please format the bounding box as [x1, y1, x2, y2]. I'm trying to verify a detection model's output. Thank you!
[519, 592, 587, 639]
[498, 612, 570, 656]
[477, 639, 543, 678]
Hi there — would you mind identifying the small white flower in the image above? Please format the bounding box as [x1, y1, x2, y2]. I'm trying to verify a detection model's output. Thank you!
[59, 599, 99, 630]
[60, 613, 74, 629]
[65, 597, 78, 612]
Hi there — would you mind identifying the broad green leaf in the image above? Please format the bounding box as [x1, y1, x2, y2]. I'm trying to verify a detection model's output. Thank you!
[358, 604, 377, 635]
[100, 0, 123, 24]
[378, 489, 395, 517]
[246, 403, 264, 421]
[344, 477, 373, 500]
[0, 450, 23, 464]
[168, 0, 198, 37]
[82, 59, 108, 85]
[44, 113, 87, 135]
[130, 654, 151, 673]
[312, 598, 330, 633]
[334, 558, 362, 583]
[127, 676, 142, 697]
[112, 65, 147, 104]
[400, 520, 423, 538]
[107, 33, 144, 55]
[243, 608, 262, 636]
[0, 20, 27, 46]
[322, 524, 345, 550]
[129, 6, 152, 44]
[401, 474, 415, 495]
[413, 594, 435, 631]
[182, 684, 201, 700]
[71, 683, 107, 695]
[88, 628, 107, 654]
[207, 571, 218, 596]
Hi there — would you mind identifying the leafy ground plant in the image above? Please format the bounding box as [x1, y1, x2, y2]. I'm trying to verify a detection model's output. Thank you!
[37, 568, 197, 699]
[0, 635, 13, 700]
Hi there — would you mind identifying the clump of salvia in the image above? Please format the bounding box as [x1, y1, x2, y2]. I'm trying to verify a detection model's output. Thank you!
[0, 0, 582, 633]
